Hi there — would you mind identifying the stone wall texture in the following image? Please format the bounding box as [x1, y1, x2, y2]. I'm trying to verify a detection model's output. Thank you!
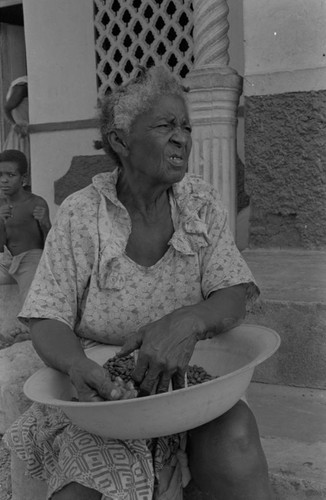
[246, 299, 326, 390]
[245, 90, 326, 249]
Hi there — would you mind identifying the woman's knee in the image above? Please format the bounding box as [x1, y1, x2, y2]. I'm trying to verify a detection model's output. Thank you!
[218, 399, 263, 454]
[52, 482, 102, 500]
[187, 400, 268, 476]
[187, 401, 272, 499]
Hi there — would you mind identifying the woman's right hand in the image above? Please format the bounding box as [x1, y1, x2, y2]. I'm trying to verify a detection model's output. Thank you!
[68, 356, 138, 402]
[68, 356, 119, 402]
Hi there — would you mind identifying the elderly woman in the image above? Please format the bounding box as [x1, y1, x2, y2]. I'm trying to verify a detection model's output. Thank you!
[4, 66, 272, 500]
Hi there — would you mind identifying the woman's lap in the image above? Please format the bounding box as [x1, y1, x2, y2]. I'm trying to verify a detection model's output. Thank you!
[4, 400, 266, 499]
[3, 403, 185, 500]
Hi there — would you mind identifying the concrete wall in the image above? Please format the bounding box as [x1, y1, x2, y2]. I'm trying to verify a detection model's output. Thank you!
[228, 0, 245, 163]
[30, 130, 103, 220]
[23, 0, 97, 123]
[245, 91, 326, 249]
[243, 0, 326, 96]
[22, 0, 100, 220]
[243, 0, 326, 249]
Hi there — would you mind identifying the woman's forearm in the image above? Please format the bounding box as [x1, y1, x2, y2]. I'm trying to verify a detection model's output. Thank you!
[187, 284, 247, 340]
[30, 319, 121, 402]
[30, 319, 87, 374]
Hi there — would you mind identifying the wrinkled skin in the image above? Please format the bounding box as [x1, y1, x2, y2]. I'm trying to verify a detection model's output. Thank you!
[118, 307, 203, 396]
[68, 356, 117, 402]
[68, 356, 137, 402]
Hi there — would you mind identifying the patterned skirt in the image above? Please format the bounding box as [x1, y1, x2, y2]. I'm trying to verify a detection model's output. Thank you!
[3, 402, 190, 499]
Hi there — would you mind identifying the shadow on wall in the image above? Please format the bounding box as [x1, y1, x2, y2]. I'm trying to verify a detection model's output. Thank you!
[54, 155, 116, 206]
[236, 155, 250, 251]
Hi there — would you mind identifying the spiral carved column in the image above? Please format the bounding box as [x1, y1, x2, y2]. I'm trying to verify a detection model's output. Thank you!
[193, 0, 230, 68]
[187, 0, 242, 235]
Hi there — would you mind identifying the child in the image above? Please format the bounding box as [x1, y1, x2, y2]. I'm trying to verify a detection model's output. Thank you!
[0, 149, 51, 305]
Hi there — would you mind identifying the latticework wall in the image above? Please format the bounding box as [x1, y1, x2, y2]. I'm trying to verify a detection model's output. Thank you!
[94, 0, 194, 95]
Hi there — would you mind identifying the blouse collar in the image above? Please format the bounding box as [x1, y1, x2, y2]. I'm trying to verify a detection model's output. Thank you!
[169, 176, 212, 254]
[92, 169, 212, 283]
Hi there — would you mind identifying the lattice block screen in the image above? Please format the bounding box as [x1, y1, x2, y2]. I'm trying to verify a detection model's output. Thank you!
[94, 0, 194, 95]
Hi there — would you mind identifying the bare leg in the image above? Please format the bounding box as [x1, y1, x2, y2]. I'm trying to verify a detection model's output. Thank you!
[52, 482, 102, 500]
[187, 400, 273, 500]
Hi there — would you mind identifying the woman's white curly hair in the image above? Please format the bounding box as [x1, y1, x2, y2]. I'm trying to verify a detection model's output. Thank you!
[98, 65, 189, 163]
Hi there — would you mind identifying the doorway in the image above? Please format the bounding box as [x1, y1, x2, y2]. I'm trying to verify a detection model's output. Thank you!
[0, 2, 26, 149]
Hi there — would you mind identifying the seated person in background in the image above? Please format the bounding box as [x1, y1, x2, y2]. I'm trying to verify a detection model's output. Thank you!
[3, 67, 273, 500]
[0, 149, 51, 305]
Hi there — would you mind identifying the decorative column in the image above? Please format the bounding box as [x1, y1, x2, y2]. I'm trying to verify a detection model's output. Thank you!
[187, 0, 242, 235]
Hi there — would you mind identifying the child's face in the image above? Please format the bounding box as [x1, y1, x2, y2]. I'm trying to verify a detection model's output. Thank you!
[0, 161, 25, 197]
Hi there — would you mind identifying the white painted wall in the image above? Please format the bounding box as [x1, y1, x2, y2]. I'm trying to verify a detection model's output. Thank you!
[228, 0, 245, 162]
[243, 0, 326, 95]
[29, 129, 103, 220]
[228, 0, 245, 76]
[22, 0, 99, 219]
[23, 0, 97, 123]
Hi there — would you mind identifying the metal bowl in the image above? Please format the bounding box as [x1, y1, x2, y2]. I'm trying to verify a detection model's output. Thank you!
[24, 324, 280, 439]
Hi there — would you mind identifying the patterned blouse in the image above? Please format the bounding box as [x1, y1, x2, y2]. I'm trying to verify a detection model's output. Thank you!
[10, 169, 260, 499]
[20, 168, 258, 338]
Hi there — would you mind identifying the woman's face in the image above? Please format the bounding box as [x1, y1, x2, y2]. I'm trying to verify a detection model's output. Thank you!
[124, 94, 192, 186]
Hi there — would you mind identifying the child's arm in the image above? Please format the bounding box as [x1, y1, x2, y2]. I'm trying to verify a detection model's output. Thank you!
[0, 202, 10, 251]
[0, 219, 7, 252]
[32, 197, 52, 244]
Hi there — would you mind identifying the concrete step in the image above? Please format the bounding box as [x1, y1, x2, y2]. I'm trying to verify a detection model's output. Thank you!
[248, 382, 326, 499]
[242, 249, 326, 389]
[185, 382, 326, 500]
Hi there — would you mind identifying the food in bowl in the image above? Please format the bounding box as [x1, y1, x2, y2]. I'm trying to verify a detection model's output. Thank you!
[103, 353, 216, 388]
[72, 354, 217, 401]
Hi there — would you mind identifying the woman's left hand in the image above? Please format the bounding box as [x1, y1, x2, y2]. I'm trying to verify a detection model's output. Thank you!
[117, 308, 202, 396]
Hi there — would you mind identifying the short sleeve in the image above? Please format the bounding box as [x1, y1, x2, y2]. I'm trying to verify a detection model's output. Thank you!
[199, 196, 259, 307]
[19, 197, 95, 328]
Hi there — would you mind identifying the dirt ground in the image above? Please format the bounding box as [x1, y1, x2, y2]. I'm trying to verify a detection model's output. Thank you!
[0, 337, 13, 500]
[0, 437, 11, 500]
